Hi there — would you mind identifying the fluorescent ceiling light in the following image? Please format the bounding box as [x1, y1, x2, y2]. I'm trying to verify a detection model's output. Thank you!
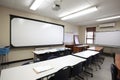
[59, 5, 90, 17]
[30, 0, 44, 10]
[61, 6, 97, 20]
[96, 16, 120, 21]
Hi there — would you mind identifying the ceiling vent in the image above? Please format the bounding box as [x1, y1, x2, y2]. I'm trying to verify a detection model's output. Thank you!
[99, 23, 115, 28]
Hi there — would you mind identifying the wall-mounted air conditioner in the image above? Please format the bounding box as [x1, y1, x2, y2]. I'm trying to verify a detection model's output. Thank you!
[99, 23, 115, 28]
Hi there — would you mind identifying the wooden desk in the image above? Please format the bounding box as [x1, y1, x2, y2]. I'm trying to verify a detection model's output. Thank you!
[87, 46, 103, 52]
[115, 53, 120, 70]
[65, 45, 74, 52]
[65, 44, 89, 53]
[87, 46, 104, 55]
[115, 53, 120, 78]
[73, 45, 89, 53]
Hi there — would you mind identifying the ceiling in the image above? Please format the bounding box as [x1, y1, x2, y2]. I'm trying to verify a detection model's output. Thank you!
[0, 0, 120, 26]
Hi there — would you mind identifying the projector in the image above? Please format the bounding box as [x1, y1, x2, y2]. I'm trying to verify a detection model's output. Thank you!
[52, 4, 61, 11]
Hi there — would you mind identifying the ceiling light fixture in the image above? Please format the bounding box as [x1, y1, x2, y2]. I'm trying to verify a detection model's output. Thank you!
[30, 0, 44, 10]
[96, 16, 120, 21]
[61, 6, 98, 20]
[59, 5, 90, 17]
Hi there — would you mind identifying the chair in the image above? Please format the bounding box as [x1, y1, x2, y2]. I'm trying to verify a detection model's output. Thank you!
[47, 52, 58, 60]
[91, 54, 101, 70]
[40, 53, 50, 61]
[111, 64, 119, 80]
[83, 57, 93, 77]
[48, 66, 71, 80]
[55, 51, 62, 57]
[64, 49, 72, 56]
[33, 58, 40, 63]
[47, 55, 57, 60]
[71, 62, 85, 80]
[0, 46, 10, 70]
[112, 53, 115, 63]
[0, 46, 10, 63]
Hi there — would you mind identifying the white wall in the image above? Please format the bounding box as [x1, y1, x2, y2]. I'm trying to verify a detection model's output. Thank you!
[96, 22, 120, 53]
[0, 6, 80, 62]
[79, 22, 120, 54]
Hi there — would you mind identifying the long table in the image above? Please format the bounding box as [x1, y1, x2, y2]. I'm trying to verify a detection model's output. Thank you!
[73, 50, 99, 59]
[0, 55, 86, 80]
[33, 47, 72, 61]
[33, 47, 71, 55]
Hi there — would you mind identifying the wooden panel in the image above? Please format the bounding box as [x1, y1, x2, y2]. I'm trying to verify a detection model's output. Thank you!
[65, 45, 74, 52]
[73, 46, 83, 53]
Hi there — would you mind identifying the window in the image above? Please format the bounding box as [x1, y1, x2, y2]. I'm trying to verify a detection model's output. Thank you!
[86, 27, 96, 44]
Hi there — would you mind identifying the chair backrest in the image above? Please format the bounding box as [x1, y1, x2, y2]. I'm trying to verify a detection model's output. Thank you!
[53, 66, 71, 80]
[0, 46, 10, 55]
[47, 55, 57, 60]
[112, 53, 115, 63]
[55, 52, 62, 57]
[34, 58, 40, 63]
[64, 50, 72, 56]
[40, 53, 49, 61]
[111, 64, 118, 80]
[71, 62, 83, 77]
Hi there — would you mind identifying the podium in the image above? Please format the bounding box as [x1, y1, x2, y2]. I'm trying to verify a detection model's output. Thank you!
[65, 35, 89, 53]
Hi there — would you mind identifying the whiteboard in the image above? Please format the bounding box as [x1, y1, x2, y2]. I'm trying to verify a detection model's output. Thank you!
[74, 35, 80, 44]
[11, 16, 64, 47]
[94, 31, 120, 47]
[64, 33, 73, 45]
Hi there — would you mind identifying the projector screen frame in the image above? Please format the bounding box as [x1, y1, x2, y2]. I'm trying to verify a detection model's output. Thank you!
[10, 15, 64, 48]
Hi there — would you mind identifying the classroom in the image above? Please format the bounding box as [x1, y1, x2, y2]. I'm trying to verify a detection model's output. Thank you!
[0, 0, 120, 80]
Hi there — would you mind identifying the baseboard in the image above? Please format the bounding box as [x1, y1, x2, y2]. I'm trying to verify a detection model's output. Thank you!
[1, 58, 33, 65]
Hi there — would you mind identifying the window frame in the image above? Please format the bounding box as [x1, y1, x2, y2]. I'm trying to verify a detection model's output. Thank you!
[86, 27, 96, 44]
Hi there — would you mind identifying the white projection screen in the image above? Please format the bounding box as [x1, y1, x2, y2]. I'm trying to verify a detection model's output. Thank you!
[10, 15, 64, 47]
[94, 31, 120, 47]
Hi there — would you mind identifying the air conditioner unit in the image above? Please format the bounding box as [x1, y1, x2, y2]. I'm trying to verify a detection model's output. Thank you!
[99, 23, 115, 28]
